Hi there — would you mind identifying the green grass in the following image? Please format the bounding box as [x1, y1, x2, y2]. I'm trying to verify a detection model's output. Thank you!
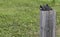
[0, 0, 60, 37]
[0, 0, 40, 37]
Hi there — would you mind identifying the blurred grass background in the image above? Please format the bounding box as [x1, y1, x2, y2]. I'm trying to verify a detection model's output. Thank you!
[0, 0, 59, 37]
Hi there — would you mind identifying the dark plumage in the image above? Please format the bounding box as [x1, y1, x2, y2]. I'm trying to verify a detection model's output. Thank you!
[46, 4, 52, 10]
[40, 4, 52, 11]
[40, 5, 45, 11]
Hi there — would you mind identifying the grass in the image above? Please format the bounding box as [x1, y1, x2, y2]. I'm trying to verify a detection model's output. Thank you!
[0, 0, 60, 37]
[0, 0, 40, 37]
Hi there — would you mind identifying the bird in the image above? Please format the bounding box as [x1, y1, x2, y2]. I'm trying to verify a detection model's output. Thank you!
[40, 4, 52, 11]
[45, 4, 52, 10]
[40, 5, 45, 11]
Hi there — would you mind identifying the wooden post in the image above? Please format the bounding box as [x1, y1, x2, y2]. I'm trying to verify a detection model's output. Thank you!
[40, 10, 56, 37]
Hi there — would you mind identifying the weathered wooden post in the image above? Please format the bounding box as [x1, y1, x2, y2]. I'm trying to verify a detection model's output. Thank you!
[40, 4, 56, 37]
